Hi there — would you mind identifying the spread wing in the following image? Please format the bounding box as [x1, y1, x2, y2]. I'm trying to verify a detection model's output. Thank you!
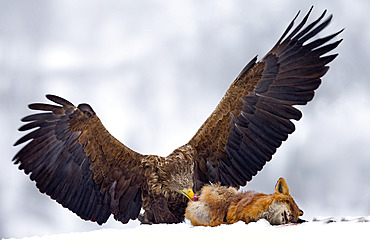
[188, 8, 343, 189]
[13, 95, 145, 224]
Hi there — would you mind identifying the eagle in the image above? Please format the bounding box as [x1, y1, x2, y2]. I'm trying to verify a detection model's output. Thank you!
[13, 8, 342, 225]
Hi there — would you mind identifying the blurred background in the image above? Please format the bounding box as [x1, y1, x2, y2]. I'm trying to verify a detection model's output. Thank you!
[1, 0, 369, 239]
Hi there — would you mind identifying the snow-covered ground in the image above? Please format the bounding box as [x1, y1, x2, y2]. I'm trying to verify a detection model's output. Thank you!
[1, 218, 369, 247]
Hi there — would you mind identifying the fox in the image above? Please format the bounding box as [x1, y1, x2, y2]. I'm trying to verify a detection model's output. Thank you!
[185, 177, 303, 226]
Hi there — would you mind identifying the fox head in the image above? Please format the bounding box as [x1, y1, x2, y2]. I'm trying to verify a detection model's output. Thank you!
[262, 177, 303, 225]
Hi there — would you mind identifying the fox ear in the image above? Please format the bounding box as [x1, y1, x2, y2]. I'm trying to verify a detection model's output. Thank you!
[275, 177, 290, 195]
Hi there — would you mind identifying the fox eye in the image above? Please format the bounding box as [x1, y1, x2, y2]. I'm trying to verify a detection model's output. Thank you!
[281, 211, 289, 223]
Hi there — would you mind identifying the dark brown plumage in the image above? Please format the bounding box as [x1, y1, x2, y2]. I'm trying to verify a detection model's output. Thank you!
[13, 7, 342, 225]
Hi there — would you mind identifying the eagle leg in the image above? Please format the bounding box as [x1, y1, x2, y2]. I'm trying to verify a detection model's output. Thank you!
[138, 210, 154, 225]
[139, 197, 181, 224]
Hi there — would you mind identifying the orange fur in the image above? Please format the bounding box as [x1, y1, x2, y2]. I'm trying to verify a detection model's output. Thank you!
[185, 178, 302, 226]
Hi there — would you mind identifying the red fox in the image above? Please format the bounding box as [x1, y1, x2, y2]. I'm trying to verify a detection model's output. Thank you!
[185, 178, 303, 226]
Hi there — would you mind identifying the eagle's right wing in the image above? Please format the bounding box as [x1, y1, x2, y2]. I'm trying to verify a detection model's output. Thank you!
[188, 8, 342, 190]
[13, 95, 145, 224]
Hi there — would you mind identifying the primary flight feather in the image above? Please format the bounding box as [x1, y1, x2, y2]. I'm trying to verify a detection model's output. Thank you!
[13, 7, 342, 225]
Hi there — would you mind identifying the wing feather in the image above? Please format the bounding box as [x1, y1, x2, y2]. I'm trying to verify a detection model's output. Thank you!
[13, 95, 146, 224]
[189, 8, 342, 189]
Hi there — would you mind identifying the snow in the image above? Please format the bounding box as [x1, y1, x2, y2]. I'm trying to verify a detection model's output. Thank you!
[1, 218, 369, 247]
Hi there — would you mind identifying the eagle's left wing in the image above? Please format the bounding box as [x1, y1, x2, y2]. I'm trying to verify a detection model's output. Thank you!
[188, 8, 343, 190]
[13, 95, 146, 224]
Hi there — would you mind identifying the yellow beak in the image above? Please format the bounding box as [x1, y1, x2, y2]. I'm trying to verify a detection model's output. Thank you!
[180, 188, 195, 201]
